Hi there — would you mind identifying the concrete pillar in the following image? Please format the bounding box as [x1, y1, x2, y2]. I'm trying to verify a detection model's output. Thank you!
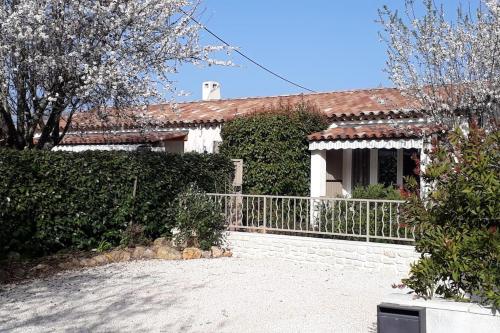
[342, 149, 352, 197]
[310, 150, 327, 197]
[369, 149, 378, 185]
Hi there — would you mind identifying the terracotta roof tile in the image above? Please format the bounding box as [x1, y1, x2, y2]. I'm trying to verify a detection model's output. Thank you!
[70, 87, 421, 131]
[60, 131, 187, 145]
[308, 124, 442, 141]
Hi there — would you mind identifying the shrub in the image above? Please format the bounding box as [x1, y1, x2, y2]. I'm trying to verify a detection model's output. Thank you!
[0, 150, 234, 257]
[220, 102, 328, 195]
[120, 223, 149, 248]
[351, 184, 403, 200]
[173, 184, 226, 250]
[402, 126, 500, 308]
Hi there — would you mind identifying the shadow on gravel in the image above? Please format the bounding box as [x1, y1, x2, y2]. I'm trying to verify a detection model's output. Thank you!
[0, 266, 220, 332]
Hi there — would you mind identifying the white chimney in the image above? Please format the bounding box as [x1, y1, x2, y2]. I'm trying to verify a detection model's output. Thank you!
[202, 81, 221, 101]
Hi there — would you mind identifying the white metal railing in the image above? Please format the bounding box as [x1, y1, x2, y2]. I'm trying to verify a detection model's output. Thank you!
[207, 193, 414, 243]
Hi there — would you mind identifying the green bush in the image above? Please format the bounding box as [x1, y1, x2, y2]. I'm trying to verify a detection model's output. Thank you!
[314, 184, 406, 243]
[173, 184, 226, 250]
[220, 102, 328, 196]
[351, 184, 403, 200]
[0, 150, 233, 257]
[402, 126, 500, 308]
[120, 223, 149, 248]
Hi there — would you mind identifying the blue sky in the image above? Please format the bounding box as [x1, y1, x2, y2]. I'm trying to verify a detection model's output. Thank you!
[171, 0, 463, 102]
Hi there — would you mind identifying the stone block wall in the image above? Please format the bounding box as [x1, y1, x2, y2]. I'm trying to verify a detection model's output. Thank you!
[226, 231, 419, 274]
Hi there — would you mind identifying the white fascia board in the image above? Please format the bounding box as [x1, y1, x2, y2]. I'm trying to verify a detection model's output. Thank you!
[309, 138, 423, 150]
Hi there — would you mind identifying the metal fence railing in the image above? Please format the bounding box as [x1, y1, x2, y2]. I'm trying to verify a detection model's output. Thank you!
[207, 193, 414, 243]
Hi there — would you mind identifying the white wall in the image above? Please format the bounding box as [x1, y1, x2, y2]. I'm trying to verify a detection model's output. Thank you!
[185, 124, 222, 153]
[53, 144, 143, 152]
[54, 124, 223, 154]
[383, 293, 500, 333]
[310, 150, 326, 197]
[227, 231, 419, 275]
[341, 149, 352, 196]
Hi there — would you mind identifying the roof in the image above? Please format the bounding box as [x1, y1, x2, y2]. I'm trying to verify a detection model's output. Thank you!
[59, 131, 187, 145]
[69, 87, 420, 131]
[308, 124, 442, 141]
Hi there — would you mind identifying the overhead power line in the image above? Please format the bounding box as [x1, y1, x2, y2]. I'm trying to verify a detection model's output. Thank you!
[180, 9, 317, 93]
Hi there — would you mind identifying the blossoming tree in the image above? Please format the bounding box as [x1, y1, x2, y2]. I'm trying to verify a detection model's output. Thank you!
[0, 0, 224, 149]
[378, 0, 500, 130]
[380, 1, 500, 307]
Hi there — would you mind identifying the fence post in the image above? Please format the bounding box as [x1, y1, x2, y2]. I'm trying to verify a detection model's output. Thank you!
[263, 196, 267, 233]
[366, 200, 370, 242]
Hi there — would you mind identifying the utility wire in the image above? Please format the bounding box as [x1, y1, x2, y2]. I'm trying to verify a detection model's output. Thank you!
[180, 9, 317, 93]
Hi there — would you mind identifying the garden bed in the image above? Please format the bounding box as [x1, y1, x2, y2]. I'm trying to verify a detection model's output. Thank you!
[0, 237, 231, 285]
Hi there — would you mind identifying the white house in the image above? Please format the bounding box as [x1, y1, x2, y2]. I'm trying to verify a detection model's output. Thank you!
[57, 83, 439, 197]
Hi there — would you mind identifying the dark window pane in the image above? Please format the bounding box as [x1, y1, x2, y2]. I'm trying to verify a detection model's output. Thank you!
[378, 149, 397, 187]
[352, 149, 370, 188]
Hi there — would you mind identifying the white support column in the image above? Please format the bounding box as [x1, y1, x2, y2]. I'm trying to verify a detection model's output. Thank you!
[310, 150, 327, 197]
[342, 149, 352, 197]
[397, 149, 404, 187]
[369, 149, 378, 185]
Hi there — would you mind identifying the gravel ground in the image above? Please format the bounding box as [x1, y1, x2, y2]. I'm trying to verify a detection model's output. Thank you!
[0, 258, 405, 333]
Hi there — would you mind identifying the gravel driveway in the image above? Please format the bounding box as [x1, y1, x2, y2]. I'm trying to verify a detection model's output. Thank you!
[0, 258, 404, 333]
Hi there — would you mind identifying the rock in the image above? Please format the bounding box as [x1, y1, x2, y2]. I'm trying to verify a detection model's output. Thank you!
[57, 262, 72, 270]
[121, 251, 131, 262]
[182, 247, 202, 260]
[108, 250, 131, 262]
[143, 248, 155, 259]
[201, 250, 212, 259]
[32, 263, 50, 272]
[132, 246, 146, 259]
[80, 258, 97, 267]
[222, 249, 233, 258]
[211, 246, 224, 258]
[156, 246, 182, 260]
[153, 237, 169, 247]
[108, 250, 122, 262]
[104, 253, 114, 262]
[93, 255, 110, 266]
[58, 259, 80, 270]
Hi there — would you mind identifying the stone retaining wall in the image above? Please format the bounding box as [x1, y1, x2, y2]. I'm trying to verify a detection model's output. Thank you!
[226, 231, 419, 274]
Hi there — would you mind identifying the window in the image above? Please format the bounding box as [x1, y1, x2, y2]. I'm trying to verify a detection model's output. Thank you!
[136, 144, 152, 152]
[163, 140, 184, 154]
[378, 149, 397, 187]
[352, 149, 370, 188]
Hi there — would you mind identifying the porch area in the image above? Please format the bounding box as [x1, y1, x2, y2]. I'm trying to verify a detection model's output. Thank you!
[308, 124, 428, 197]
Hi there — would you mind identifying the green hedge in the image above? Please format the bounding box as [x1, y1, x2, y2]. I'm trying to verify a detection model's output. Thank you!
[220, 103, 328, 195]
[0, 150, 234, 257]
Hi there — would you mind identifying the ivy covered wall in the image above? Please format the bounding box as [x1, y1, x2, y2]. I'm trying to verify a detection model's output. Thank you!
[220, 103, 328, 196]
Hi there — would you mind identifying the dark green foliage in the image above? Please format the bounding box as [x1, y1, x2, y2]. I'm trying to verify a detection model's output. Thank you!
[402, 126, 500, 308]
[220, 103, 328, 196]
[351, 184, 403, 200]
[0, 150, 233, 257]
[173, 184, 226, 250]
[120, 223, 149, 248]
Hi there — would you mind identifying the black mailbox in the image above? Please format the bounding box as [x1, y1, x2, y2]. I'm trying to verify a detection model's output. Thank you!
[377, 303, 426, 333]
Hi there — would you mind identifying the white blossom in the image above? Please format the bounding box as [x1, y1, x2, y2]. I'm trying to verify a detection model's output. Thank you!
[378, 0, 500, 130]
[0, 0, 228, 149]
